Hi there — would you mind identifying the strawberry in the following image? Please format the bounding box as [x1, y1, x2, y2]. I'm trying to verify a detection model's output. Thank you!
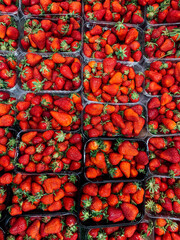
[60, 65, 73, 80]
[6, 26, 19, 40]
[160, 148, 180, 163]
[44, 218, 62, 234]
[121, 203, 139, 221]
[135, 151, 149, 165]
[83, 183, 98, 196]
[9, 217, 27, 235]
[107, 207, 124, 223]
[26, 219, 41, 239]
[0, 23, 6, 39]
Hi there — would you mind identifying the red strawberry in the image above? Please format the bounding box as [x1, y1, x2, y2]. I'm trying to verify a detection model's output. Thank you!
[107, 207, 124, 223]
[121, 203, 139, 221]
[9, 217, 27, 235]
[31, 30, 46, 50]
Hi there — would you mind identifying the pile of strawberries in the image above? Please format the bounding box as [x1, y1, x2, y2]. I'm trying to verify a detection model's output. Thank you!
[83, 23, 142, 62]
[20, 16, 82, 53]
[85, 139, 149, 180]
[0, 128, 16, 172]
[8, 174, 78, 216]
[148, 136, 180, 177]
[22, 0, 81, 15]
[0, 54, 17, 89]
[148, 93, 180, 135]
[16, 92, 83, 130]
[0, 15, 19, 52]
[79, 182, 144, 225]
[19, 52, 82, 92]
[146, 0, 180, 24]
[17, 130, 82, 173]
[83, 58, 144, 103]
[84, 0, 144, 24]
[87, 221, 153, 240]
[145, 26, 180, 59]
[145, 177, 180, 217]
[6, 215, 79, 240]
[145, 60, 180, 96]
[154, 218, 180, 240]
[83, 103, 145, 138]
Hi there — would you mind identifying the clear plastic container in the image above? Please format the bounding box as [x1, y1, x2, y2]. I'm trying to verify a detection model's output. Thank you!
[15, 129, 83, 175]
[83, 22, 144, 64]
[83, 0, 146, 28]
[4, 212, 80, 239]
[16, 91, 83, 131]
[83, 137, 149, 182]
[147, 134, 180, 178]
[19, 0, 82, 17]
[0, 53, 18, 91]
[78, 180, 145, 228]
[85, 218, 154, 240]
[7, 173, 80, 215]
[17, 52, 83, 93]
[143, 58, 180, 98]
[145, 175, 180, 220]
[144, 23, 180, 61]
[19, 14, 83, 54]
[82, 58, 145, 104]
[146, 96, 180, 136]
[0, 13, 20, 55]
[145, 4, 180, 26]
[82, 101, 147, 139]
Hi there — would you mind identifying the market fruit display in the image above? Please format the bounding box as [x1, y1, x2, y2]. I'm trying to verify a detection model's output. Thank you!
[8, 174, 78, 216]
[148, 136, 180, 177]
[83, 58, 144, 103]
[17, 130, 82, 173]
[0, 128, 16, 172]
[84, 0, 144, 24]
[83, 23, 142, 61]
[154, 218, 180, 240]
[147, 93, 180, 135]
[85, 139, 149, 180]
[145, 177, 180, 216]
[0, 0, 180, 238]
[146, 0, 180, 24]
[20, 16, 82, 53]
[87, 221, 153, 240]
[0, 54, 17, 89]
[83, 103, 145, 138]
[21, 0, 81, 15]
[79, 182, 144, 225]
[145, 60, 180, 96]
[6, 214, 79, 240]
[16, 92, 83, 130]
[18, 53, 82, 92]
[145, 26, 180, 59]
[0, 92, 16, 127]
[0, 15, 19, 51]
